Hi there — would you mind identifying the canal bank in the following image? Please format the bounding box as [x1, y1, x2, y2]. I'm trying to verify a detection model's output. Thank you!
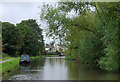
[3, 57, 119, 80]
[1, 55, 59, 78]
[2, 57, 20, 78]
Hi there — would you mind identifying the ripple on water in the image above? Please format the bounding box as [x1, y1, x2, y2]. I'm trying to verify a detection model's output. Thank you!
[8, 74, 32, 80]
[25, 70, 43, 72]
[45, 56, 65, 58]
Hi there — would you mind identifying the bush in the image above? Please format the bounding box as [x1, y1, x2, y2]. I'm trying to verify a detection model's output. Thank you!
[99, 57, 118, 72]
[65, 55, 76, 60]
[99, 46, 119, 72]
[2, 53, 9, 58]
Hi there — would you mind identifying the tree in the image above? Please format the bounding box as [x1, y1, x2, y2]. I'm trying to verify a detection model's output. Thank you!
[40, 2, 120, 71]
[17, 19, 44, 56]
[2, 22, 19, 56]
[2, 19, 45, 57]
[95, 2, 120, 72]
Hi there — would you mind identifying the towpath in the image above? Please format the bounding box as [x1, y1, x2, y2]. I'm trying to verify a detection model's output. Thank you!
[0, 58, 14, 64]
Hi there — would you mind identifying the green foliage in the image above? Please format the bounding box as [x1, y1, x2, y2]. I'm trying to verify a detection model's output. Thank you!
[16, 19, 44, 56]
[2, 22, 19, 56]
[2, 53, 10, 58]
[30, 55, 59, 59]
[40, 2, 119, 72]
[65, 55, 76, 60]
[2, 19, 45, 57]
[0, 57, 12, 62]
[77, 32, 102, 65]
[96, 2, 120, 72]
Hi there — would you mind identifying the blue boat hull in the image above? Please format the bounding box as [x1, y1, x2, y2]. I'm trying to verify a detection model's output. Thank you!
[19, 54, 30, 64]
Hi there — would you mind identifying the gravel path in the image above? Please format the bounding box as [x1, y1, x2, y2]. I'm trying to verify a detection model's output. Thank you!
[0, 58, 14, 64]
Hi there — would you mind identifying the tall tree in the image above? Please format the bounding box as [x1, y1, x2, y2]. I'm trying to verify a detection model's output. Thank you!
[40, 2, 120, 71]
[2, 19, 45, 57]
[17, 19, 44, 56]
[2, 22, 19, 56]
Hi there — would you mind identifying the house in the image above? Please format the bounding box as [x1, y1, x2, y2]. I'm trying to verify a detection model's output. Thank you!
[55, 44, 66, 52]
[45, 46, 53, 52]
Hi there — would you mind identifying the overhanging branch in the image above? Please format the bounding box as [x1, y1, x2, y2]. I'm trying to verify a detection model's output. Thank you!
[71, 24, 106, 47]
[72, 24, 101, 39]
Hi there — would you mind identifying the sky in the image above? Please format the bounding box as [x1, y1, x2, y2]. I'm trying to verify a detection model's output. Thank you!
[1, 0, 115, 44]
[0, 2, 57, 44]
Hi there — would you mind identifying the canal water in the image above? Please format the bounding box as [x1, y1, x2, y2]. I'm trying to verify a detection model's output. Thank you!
[3, 57, 119, 80]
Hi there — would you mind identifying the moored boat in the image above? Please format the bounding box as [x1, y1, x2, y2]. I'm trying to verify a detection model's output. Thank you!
[19, 54, 30, 64]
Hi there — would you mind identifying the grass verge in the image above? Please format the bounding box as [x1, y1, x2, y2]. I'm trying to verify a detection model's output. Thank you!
[1, 55, 59, 78]
[40, 55, 59, 57]
[2, 57, 20, 77]
[30, 55, 59, 59]
[0, 57, 13, 62]
[65, 56, 76, 60]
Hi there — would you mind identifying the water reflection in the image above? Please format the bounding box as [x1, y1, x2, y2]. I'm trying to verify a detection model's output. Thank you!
[42, 57, 68, 80]
[19, 63, 30, 73]
[65, 61, 118, 80]
[4, 57, 118, 80]
[7, 58, 46, 80]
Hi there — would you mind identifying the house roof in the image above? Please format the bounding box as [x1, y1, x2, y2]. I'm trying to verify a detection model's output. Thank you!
[45, 46, 54, 48]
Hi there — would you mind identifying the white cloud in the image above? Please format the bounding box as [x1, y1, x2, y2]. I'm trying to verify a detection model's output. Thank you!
[0, 2, 41, 24]
[0, 2, 55, 44]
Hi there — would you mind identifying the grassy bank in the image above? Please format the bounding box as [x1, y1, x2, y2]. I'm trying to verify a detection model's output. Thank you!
[1, 53, 10, 58]
[0, 53, 12, 62]
[30, 55, 59, 59]
[0, 57, 13, 62]
[40, 55, 59, 57]
[2, 55, 59, 78]
[65, 55, 76, 60]
[2, 57, 20, 77]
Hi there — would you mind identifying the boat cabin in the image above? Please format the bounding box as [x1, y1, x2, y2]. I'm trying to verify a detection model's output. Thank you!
[19, 54, 30, 64]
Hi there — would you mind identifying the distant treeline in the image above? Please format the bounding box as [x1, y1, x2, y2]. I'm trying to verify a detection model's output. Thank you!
[40, 2, 120, 72]
[2, 19, 44, 57]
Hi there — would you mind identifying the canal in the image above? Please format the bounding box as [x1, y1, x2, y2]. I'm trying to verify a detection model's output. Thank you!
[3, 57, 119, 80]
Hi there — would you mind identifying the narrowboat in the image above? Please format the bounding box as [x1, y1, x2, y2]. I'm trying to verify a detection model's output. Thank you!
[19, 54, 30, 64]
